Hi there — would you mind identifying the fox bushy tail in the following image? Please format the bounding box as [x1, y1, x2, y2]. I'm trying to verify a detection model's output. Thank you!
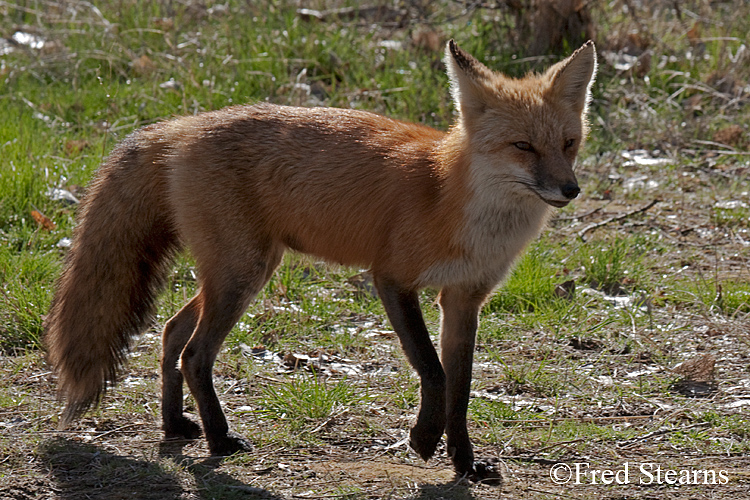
[46, 132, 180, 426]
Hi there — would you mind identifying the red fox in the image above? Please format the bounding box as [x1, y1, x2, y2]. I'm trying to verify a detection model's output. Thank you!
[46, 40, 596, 482]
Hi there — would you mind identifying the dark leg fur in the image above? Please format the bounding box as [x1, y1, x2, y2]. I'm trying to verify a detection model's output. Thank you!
[162, 296, 202, 440]
[178, 252, 282, 455]
[440, 286, 501, 484]
[374, 275, 446, 461]
[179, 284, 258, 455]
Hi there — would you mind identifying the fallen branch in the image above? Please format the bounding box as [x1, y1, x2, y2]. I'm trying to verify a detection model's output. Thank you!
[617, 421, 710, 449]
[577, 199, 660, 241]
[90, 423, 143, 441]
[554, 202, 609, 221]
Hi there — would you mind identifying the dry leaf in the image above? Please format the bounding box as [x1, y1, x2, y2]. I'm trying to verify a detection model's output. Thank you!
[132, 54, 156, 76]
[713, 125, 745, 148]
[412, 29, 442, 53]
[634, 51, 651, 78]
[671, 379, 717, 398]
[521, 0, 594, 55]
[347, 272, 378, 299]
[554, 279, 576, 300]
[686, 22, 701, 46]
[152, 17, 174, 30]
[706, 70, 739, 95]
[31, 209, 56, 231]
[64, 139, 89, 156]
[297, 5, 403, 23]
[672, 353, 715, 382]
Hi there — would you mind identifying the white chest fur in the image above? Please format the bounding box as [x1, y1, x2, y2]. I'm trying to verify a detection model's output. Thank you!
[418, 158, 551, 290]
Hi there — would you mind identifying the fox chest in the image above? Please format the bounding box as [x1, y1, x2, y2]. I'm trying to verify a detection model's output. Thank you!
[417, 198, 549, 289]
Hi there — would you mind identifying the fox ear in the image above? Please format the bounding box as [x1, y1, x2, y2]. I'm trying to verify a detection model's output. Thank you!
[547, 41, 597, 114]
[445, 40, 493, 116]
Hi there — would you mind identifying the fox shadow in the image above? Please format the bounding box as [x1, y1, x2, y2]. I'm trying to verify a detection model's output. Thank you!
[38, 437, 487, 500]
[409, 484, 478, 500]
[37, 437, 283, 500]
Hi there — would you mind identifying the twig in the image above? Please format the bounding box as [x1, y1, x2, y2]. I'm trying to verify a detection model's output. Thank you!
[525, 487, 576, 498]
[554, 203, 608, 221]
[449, 0, 506, 10]
[255, 374, 286, 384]
[651, 223, 724, 248]
[533, 438, 586, 454]
[577, 200, 660, 241]
[292, 491, 369, 499]
[684, 148, 750, 156]
[469, 414, 655, 425]
[503, 455, 560, 465]
[224, 485, 268, 495]
[692, 139, 739, 151]
[310, 409, 349, 434]
[90, 423, 143, 441]
[618, 421, 710, 449]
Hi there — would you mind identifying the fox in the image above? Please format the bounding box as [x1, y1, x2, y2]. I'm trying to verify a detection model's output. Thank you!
[45, 40, 596, 482]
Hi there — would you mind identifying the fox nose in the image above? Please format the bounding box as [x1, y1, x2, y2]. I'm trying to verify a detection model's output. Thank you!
[561, 183, 580, 200]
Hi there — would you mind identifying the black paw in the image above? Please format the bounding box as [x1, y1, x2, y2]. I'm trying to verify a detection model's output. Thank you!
[208, 431, 253, 456]
[409, 423, 443, 461]
[457, 460, 503, 486]
[164, 415, 202, 440]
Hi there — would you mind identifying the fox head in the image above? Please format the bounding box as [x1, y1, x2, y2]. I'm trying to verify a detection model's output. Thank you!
[445, 40, 597, 208]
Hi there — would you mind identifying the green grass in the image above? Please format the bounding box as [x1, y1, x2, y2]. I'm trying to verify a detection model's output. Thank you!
[257, 373, 369, 432]
[713, 203, 750, 229]
[673, 277, 750, 316]
[0, 244, 60, 352]
[486, 242, 566, 314]
[574, 236, 649, 294]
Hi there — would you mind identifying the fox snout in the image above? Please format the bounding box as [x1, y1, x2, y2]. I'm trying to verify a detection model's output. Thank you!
[561, 182, 580, 200]
[538, 177, 580, 207]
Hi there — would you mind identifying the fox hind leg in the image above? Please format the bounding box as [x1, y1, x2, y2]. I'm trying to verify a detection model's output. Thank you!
[161, 295, 202, 440]
[179, 248, 283, 455]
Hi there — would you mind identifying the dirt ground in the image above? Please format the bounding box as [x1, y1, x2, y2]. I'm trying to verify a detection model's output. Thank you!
[2, 317, 750, 500]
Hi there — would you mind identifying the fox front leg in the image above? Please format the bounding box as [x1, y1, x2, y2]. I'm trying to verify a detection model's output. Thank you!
[439, 286, 501, 484]
[373, 275, 447, 461]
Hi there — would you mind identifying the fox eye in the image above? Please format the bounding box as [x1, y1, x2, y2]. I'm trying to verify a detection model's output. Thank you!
[514, 141, 534, 152]
[564, 138, 576, 150]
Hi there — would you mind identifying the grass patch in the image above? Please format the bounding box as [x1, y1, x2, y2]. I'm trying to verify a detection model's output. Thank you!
[257, 373, 368, 432]
[470, 399, 547, 430]
[486, 242, 566, 314]
[0, 245, 59, 352]
[674, 277, 750, 316]
[495, 358, 564, 398]
[713, 203, 750, 228]
[573, 235, 649, 294]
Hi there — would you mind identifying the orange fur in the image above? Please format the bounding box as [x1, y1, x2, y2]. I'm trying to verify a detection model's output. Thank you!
[45, 40, 596, 481]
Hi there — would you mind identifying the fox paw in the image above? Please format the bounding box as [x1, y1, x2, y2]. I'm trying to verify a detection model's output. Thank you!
[163, 415, 202, 440]
[456, 460, 503, 486]
[208, 431, 253, 456]
[409, 424, 443, 461]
